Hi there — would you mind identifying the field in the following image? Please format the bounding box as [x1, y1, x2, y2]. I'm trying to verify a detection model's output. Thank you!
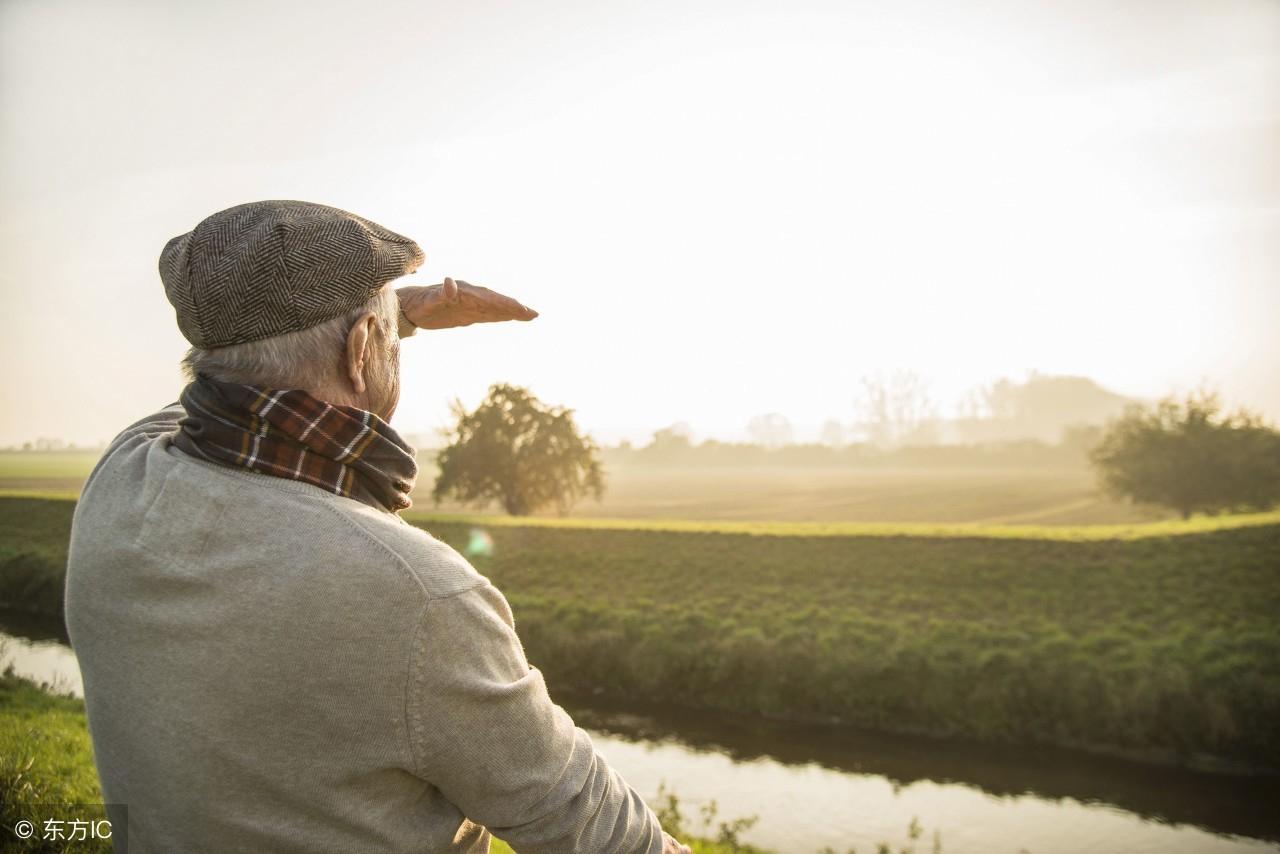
[3, 494, 1278, 771]
[0, 452, 101, 498]
[421, 514, 1280, 769]
[494, 464, 1171, 525]
[0, 452, 1169, 525]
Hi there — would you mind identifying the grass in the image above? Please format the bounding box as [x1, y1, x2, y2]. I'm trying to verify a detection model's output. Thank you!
[416, 514, 1280, 770]
[0, 497, 76, 617]
[0, 453, 100, 501]
[4, 495, 1279, 770]
[404, 506, 1280, 542]
[0, 670, 109, 853]
[0, 453, 101, 480]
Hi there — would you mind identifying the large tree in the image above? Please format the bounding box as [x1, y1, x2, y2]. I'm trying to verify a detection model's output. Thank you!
[432, 384, 604, 516]
[1090, 392, 1280, 518]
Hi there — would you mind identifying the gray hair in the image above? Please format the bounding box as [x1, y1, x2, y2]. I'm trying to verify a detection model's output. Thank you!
[181, 286, 400, 389]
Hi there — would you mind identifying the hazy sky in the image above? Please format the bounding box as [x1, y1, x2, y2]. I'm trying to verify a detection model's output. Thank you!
[2, 0, 1277, 446]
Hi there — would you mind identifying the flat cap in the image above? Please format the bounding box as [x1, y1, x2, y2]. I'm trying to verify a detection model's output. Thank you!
[160, 200, 424, 348]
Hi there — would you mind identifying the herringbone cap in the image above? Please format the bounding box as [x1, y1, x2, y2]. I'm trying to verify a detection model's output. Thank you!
[160, 200, 424, 348]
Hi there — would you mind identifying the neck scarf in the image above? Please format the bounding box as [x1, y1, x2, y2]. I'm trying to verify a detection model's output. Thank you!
[172, 373, 417, 513]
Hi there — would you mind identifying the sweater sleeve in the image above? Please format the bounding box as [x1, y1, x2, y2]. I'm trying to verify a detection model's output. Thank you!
[406, 582, 664, 854]
[397, 305, 418, 339]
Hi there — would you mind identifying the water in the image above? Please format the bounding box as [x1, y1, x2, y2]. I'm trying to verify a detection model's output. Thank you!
[567, 701, 1280, 854]
[3, 616, 1277, 854]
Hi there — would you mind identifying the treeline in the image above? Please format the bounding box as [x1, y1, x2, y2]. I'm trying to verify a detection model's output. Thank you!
[0, 441, 105, 453]
[600, 428, 1101, 470]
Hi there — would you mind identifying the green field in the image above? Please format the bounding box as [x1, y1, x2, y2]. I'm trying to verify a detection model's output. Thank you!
[0, 452, 100, 500]
[2, 495, 1278, 771]
[424, 515, 1280, 769]
[0, 452, 1169, 525]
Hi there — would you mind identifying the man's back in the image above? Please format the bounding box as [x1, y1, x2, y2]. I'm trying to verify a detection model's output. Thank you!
[66, 406, 662, 853]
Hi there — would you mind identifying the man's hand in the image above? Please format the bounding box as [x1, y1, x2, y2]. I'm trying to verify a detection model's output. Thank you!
[397, 277, 538, 331]
[663, 831, 692, 854]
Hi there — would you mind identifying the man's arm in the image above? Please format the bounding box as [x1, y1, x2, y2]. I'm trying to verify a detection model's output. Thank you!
[397, 277, 538, 333]
[397, 304, 418, 339]
[406, 581, 666, 854]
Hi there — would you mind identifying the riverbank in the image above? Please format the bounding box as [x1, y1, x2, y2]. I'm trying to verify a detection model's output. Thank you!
[3, 495, 1278, 771]
[425, 514, 1280, 773]
[0, 671, 105, 853]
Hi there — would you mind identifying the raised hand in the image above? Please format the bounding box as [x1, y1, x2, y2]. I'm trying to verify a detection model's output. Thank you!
[663, 831, 692, 854]
[397, 277, 538, 331]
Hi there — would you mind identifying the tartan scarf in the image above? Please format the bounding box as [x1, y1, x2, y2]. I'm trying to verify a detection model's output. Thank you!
[172, 372, 418, 513]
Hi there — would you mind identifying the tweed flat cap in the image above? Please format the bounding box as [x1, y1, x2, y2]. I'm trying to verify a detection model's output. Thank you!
[160, 200, 424, 348]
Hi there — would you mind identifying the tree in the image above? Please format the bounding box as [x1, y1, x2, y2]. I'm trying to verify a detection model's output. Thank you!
[854, 371, 938, 447]
[432, 384, 605, 516]
[650, 422, 694, 450]
[747, 413, 793, 449]
[819, 419, 847, 448]
[979, 373, 1132, 442]
[636, 423, 695, 465]
[1090, 392, 1280, 519]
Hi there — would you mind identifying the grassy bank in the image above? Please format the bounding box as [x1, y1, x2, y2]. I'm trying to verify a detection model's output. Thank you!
[417, 515, 1280, 770]
[3, 495, 1278, 769]
[0, 672, 107, 853]
[0, 497, 75, 618]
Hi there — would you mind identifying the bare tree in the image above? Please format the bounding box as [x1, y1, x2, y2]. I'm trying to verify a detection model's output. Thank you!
[854, 371, 939, 447]
[747, 413, 794, 449]
[819, 419, 847, 448]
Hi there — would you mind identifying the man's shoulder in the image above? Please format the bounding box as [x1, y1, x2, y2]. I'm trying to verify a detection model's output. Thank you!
[111, 402, 186, 449]
[83, 402, 185, 487]
[317, 501, 488, 601]
[86, 404, 488, 602]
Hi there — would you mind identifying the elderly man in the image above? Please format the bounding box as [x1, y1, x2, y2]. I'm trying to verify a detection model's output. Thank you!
[64, 200, 688, 854]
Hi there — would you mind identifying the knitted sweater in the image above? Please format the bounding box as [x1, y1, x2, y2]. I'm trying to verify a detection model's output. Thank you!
[64, 404, 663, 854]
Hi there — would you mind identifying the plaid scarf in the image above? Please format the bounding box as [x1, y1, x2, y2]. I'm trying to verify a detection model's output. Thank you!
[172, 373, 418, 513]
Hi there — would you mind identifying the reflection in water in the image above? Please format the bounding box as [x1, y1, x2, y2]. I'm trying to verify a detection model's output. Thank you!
[584, 733, 1278, 854]
[2, 614, 1277, 854]
[562, 695, 1280, 848]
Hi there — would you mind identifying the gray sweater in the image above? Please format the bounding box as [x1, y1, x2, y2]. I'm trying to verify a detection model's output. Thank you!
[64, 404, 663, 854]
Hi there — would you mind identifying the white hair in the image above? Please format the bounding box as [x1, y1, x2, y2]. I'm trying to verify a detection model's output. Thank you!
[181, 286, 400, 390]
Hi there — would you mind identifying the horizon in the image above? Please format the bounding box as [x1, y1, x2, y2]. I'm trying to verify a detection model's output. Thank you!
[0, 368, 1260, 451]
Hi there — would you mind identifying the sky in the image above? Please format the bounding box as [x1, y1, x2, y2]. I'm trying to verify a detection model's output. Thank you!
[1, 0, 1277, 447]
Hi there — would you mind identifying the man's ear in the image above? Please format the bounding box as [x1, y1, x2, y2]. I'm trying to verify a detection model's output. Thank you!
[344, 311, 378, 395]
